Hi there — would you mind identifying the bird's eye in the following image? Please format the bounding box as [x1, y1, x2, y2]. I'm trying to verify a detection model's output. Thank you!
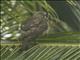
[43, 12, 47, 16]
[43, 12, 48, 18]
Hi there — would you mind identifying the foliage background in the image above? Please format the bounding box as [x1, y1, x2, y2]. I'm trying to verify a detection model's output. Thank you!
[1, 0, 80, 60]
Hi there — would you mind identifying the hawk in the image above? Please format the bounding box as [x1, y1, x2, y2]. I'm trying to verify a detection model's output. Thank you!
[20, 11, 48, 51]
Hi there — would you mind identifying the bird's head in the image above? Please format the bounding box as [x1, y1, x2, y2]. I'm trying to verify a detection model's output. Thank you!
[33, 11, 48, 21]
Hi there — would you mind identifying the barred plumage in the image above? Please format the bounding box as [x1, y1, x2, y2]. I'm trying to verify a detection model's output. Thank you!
[20, 11, 48, 51]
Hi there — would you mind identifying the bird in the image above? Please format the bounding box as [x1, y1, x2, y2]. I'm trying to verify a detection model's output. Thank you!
[19, 11, 49, 51]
